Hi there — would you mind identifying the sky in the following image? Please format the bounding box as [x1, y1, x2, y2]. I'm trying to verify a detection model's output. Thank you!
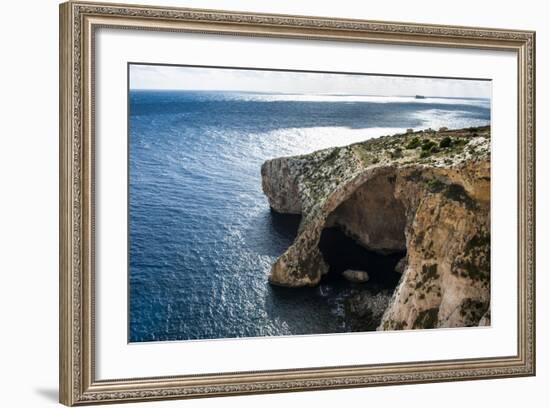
[129, 64, 491, 99]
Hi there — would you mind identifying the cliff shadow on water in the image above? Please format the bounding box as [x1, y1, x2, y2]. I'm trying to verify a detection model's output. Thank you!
[318, 226, 404, 289]
[268, 209, 406, 333]
[318, 226, 406, 331]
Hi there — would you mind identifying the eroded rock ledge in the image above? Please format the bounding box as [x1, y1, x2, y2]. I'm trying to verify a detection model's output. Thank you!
[261, 126, 491, 329]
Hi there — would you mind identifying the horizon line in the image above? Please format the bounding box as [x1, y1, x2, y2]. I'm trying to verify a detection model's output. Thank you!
[128, 88, 490, 99]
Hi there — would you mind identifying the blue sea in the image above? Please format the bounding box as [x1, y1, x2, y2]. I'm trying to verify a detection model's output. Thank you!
[128, 90, 490, 342]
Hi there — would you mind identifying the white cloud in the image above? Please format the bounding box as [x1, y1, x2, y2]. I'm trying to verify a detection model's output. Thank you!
[129, 64, 491, 98]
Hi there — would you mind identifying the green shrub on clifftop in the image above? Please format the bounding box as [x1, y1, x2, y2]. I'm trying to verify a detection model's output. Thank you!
[439, 136, 452, 148]
[421, 139, 437, 151]
[405, 137, 421, 149]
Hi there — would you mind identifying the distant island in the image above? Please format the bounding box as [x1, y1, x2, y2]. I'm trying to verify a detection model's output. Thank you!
[261, 126, 491, 330]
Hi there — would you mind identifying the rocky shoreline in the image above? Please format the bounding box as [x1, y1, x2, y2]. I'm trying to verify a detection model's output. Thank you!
[261, 126, 491, 330]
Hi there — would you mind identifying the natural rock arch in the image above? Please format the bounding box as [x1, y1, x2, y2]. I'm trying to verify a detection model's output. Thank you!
[261, 127, 491, 329]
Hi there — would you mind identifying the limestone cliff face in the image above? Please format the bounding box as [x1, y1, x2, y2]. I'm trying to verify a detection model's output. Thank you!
[261, 157, 302, 214]
[261, 126, 491, 329]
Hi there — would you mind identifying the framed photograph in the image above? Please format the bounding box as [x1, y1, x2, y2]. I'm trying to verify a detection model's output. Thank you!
[59, 1, 536, 405]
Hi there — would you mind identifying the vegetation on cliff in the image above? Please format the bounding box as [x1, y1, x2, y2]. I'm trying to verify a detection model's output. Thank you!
[261, 126, 491, 330]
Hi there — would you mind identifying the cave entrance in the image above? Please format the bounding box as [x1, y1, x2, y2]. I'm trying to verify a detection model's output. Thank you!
[317, 171, 407, 289]
[318, 226, 405, 288]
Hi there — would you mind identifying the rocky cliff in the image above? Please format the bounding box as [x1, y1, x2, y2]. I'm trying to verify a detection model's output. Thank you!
[261, 126, 491, 329]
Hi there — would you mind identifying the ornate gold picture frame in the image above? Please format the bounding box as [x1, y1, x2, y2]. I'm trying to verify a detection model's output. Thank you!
[59, 1, 535, 405]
